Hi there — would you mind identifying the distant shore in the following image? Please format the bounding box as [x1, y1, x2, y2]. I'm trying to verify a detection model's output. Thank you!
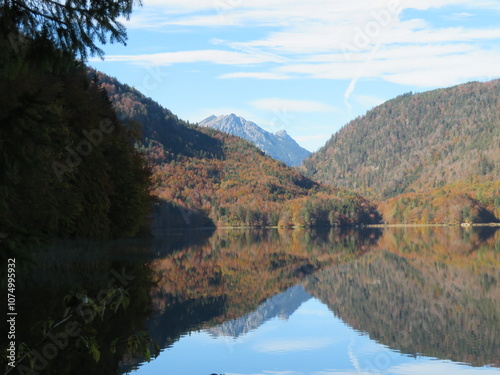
[184, 223, 500, 230]
[366, 223, 500, 228]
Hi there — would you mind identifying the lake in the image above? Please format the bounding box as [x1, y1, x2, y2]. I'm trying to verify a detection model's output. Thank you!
[3, 227, 499, 375]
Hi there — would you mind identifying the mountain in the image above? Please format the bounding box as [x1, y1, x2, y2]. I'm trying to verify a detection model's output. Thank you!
[300, 79, 500, 224]
[301, 80, 499, 198]
[199, 114, 311, 167]
[91, 69, 380, 228]
[207, 285, 311, 338]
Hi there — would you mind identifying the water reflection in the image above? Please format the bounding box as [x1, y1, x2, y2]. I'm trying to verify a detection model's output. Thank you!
[2, 227, 498, 375]
[141, 227, 499, 374]
[207, 285, 312, 339]
[305, 227, 500, 367]
[1, 240, 158, 375]
[138, 228, 381, 371]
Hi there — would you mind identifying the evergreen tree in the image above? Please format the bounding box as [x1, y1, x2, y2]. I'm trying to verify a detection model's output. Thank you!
[0, 0, 141, 59]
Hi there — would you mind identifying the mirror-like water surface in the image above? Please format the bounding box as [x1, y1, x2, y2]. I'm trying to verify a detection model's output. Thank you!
[2, 227, 499, 375]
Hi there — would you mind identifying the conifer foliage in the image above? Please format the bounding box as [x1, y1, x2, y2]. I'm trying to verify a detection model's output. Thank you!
[0, 26, 151, 250]
[0, 0, 140, 59]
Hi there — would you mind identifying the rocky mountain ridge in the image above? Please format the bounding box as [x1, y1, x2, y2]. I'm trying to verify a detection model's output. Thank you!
[199, 114, 311, 167]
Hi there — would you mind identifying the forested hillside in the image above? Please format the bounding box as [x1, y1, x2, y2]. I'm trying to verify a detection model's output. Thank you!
[302, 80, 499, 198]
[92, 70, 380, 228]
[0, 34, 151, 254]
[301, 80, 500, 224]
[378, 180, 500, 224]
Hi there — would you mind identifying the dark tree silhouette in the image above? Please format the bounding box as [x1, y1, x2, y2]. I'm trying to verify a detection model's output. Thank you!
[0, 0, 142, 59]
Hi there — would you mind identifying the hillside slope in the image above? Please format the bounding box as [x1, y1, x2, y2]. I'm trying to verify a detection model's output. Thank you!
[301, 80, 500, 199]
[199, 114, 311, 166]
[91, 69, 380, 228]
[1, 37, 151, 253]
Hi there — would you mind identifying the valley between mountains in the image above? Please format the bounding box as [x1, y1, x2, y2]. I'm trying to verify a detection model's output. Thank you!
[2, 38, 498, 251]
[96, 71, 500, 228]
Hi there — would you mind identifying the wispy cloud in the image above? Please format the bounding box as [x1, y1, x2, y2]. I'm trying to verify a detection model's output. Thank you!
[101, 50, 280, 66]
[106, 0, 500, 118]
[451, 12, 474, 18]
[134, 0, 498, 29]
[277, 47, 500, 87]
[219, 72, 291, 79]
[253, 337, 334, 353]
[226, 372, 299, 375]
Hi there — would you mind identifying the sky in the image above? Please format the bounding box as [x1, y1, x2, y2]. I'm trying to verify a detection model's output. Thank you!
[90, 0, 500, 152]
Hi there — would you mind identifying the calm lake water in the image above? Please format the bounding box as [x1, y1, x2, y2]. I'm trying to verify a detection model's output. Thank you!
[3, 227, 499, 375]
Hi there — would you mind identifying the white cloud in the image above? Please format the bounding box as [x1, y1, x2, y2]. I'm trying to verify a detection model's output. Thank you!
[253, 337, 334, 353]
[219, 72, 291, 79]
[135, 0, 499, 27]
[277, 47, 500, 87]
[251, 98, 338, 113]
[102, 50, 280, 66]
[226, 372, 299, 375]
[109, 0, 500, 108]
[304, 43, 477, 63]
[227, 361, 500, 375]
[451, 12, 474, 17]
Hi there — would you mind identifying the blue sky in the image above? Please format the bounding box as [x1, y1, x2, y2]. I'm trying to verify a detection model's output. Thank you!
[90, 0, 500, 151]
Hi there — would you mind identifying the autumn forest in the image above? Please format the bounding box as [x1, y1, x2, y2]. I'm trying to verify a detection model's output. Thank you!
[1, 1, 499, 257]
[1, 2, 499, 374]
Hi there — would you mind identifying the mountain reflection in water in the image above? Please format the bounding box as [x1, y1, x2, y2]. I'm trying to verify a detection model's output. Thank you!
[137, 227, 498, 374]
[3, 227, 498, 375]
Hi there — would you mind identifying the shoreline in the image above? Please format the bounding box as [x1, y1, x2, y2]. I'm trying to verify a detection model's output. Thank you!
[366, 223, 500, 228]
[163, 223, 500, 231]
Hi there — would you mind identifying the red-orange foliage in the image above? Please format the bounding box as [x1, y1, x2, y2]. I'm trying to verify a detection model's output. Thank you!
[379, 180, 500, 224]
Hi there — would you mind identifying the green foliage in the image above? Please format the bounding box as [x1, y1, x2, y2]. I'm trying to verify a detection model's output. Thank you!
[2, 243, 160, 375]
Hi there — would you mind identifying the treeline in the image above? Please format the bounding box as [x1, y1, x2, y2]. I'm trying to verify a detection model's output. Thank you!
[89, 69, 225, 160]
[145, 135, 380, 229]
[92, 70, 381, 229]
[301, 80, 500, 200]
[0, 33, 151, 252]
[379, 180, 500, 224]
